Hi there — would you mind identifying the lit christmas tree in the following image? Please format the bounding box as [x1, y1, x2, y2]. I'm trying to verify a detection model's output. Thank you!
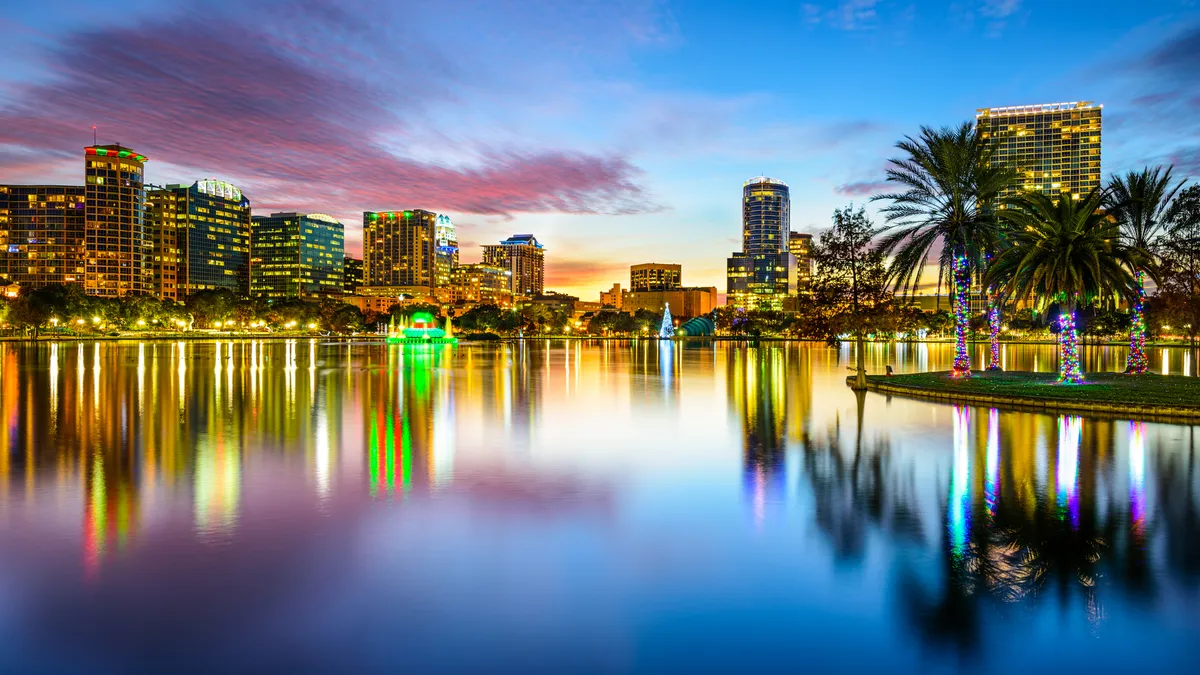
[659, 302, 675, 339]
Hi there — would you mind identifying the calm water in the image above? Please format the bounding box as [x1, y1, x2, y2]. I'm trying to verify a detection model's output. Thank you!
[0, 339, 1198, 673]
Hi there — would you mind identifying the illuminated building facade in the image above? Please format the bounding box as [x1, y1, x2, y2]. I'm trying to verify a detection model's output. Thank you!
[250, 212, 345, 298]
[362, 210, 436, 295]
[434, 214, 458, 288]
[630, 263, 682, 292]
[447, 263, 512, 307]
[84, 145, 150, 296]
[975, 101, 1102, 200]
[483, 234, 544, 298]
[623, 286, 718, 320]
[727, 177, 792, 310]
[0, 185, 86, 288]
[148, 179, 251, 301]
[343, 256, 363, 295]
[788, 232, 813, 294]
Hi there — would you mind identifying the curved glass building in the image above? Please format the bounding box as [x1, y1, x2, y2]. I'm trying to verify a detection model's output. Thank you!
[727, 176, 792, 310]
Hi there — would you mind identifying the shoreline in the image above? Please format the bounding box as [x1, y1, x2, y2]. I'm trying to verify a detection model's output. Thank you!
[859, 370, 1200, 422]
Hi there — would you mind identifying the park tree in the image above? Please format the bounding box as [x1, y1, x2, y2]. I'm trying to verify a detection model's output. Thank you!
[810, 205, 894, 389]
[1156, 184, 1200, 346]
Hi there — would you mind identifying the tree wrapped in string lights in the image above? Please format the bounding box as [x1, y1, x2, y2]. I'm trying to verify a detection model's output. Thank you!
[987, 189, 1140, 384]
[986, 292, 1002, 370]
[874, 122, 1015, 379]
[1104, 166, 1182, 374]
[659, 303, 675, 339]
[950, 254, 972, 377]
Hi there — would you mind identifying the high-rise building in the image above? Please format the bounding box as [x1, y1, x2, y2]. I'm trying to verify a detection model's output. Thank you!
[483, 234, 545, 298]
[630, 263, 682, 292]
[447, 263, 513, 307]
[434, 214, 458, 288]
[975, 101, 1102, 200]
[727, 177, 792, 310]
[343, 256, 363, 295]
[84, 145, 150, 296]
[788, 232, 813, 294]
[147, 179, 251, 301]
[250, 212, 344, 298]
[0, 185, 86, 288]
[362, 210, 436, 295]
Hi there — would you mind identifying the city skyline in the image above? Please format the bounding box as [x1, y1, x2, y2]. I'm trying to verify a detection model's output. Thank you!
[1, 1, 1198, 299]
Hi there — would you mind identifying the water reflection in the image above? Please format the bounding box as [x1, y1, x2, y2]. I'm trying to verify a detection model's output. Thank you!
[0, 340, 1196, 671]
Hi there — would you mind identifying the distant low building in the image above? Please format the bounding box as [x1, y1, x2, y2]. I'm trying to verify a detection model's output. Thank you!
[623, 287, 718, 319]
[600, 282, 622, 309]
[343, 257, 363, 295]
[444, 263, 513, 307]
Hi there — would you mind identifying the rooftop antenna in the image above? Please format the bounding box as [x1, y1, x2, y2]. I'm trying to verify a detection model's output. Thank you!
[92, 125, 97, 145]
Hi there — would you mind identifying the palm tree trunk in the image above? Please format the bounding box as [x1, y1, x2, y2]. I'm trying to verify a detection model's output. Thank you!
[1059, 304, 1083, 383]
[987, 289, 1002, 371]
[1126, 270, 1148, 374]
[854, 329, 867, 389]
[951, 254, 971, 377]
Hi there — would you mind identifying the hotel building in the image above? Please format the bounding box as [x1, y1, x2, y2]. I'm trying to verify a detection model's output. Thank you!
[975, 101, 1102, 200]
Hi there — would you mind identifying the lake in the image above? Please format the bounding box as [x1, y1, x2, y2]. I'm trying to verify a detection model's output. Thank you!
[0, 339, 1197, 673]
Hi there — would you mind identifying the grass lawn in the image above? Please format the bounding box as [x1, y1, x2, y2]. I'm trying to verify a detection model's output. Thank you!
[868, 370, 1200, 410]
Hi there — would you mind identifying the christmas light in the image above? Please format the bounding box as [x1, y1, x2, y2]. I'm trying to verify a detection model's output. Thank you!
[659, 302, 675, 339]
[951, 254, 971, 378]
[1059, 309, 1083, 383]
[987, 291, 1001, 370]
[1127, 270, 1148, 374]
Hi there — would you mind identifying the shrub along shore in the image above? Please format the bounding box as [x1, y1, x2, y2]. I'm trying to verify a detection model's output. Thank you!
[861, 370, 1200, 420]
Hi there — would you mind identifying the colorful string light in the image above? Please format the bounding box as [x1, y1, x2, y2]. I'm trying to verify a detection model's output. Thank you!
[987, 292, 1001, 370]
[951, 254, 971, 378]
[1127, 270, 1148, 374]
[1059, 309, 1083, 384]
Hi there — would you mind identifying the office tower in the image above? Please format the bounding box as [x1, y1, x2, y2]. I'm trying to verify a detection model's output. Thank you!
[434, 214, 458, 288]
[84, 145, 150, 296]
[788, 232, 813, 293]
[483, 234, 545, 298]
[448, 263, 513, 307]
[726, 176, 792, 310]
[600, 283, 622, 309]
[147, 179, 251, 301]
[362, 209, 436, 295]
[975, 101, 1102, 200]
[630, 263, 682, 292]
[250, 212, 344, 298]
[343, 257, 363, 295]
[0, 185, 86, 288]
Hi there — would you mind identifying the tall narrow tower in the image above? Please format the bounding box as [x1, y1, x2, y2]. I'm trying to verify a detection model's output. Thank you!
[84, 145, 149, 296]
[727, 177, 792, 310]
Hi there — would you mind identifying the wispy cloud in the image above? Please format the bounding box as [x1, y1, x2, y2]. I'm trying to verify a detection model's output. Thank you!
[801, 1, 881, 31]
[0, 0, 659, 221]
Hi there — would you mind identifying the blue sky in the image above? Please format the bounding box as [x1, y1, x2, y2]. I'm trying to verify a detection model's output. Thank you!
[1, 0, 1198, 297]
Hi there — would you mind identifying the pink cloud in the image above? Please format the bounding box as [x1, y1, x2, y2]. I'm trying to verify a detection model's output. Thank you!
[836, 180, 890, 197]
[0, 3, 655, 218]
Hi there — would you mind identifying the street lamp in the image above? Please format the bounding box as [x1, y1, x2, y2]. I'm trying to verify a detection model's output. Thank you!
[136, 319, 146, 327]
[307, 322, 318, 330]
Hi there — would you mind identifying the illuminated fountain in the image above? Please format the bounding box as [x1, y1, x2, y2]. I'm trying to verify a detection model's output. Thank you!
[386, 311, 458, 345]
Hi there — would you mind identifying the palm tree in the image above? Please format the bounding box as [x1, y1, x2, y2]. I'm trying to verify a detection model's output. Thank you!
[875, 122, 1015, 377]
[986, 189, 1142, 383]
[1105, 166, 1184, 373]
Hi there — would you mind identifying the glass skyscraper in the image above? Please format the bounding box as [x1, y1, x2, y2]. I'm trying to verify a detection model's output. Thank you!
[148, 179, 251, 301]
[975, 101, 1102, 200]
[434, 214, 459, 289]
[250, 212, 345, 298]
[727, 177, 792, 310]
[84, 145, 150, 296]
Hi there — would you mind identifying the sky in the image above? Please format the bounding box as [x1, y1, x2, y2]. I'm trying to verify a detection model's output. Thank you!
[1, 0, 1198, 299]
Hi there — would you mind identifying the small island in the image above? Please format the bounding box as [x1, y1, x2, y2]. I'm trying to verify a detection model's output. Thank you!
[862, 370, 1200, 420]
